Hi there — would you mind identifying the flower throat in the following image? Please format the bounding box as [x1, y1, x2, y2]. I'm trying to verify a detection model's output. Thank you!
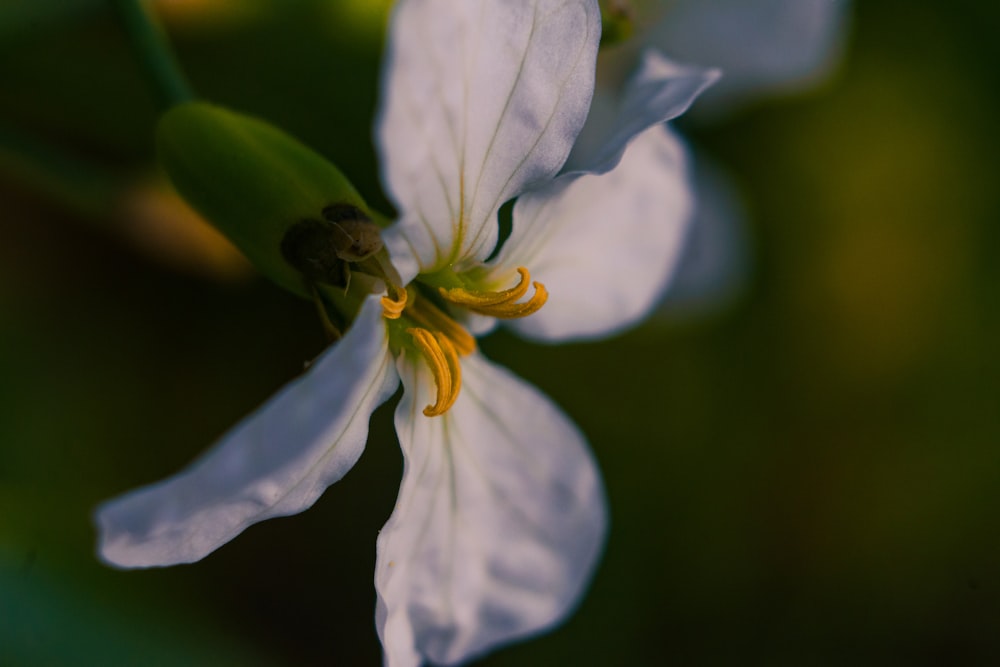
[283, 205, 547, 417]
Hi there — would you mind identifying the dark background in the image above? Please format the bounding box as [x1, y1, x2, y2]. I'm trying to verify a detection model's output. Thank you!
[2, 1, 999, 664]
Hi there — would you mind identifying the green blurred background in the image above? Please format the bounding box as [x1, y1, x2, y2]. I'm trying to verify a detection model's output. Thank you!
[2, 1, 999, 664]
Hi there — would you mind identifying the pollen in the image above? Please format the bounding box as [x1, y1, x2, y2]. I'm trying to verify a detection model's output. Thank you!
[407, 327, 462, 417]
[438, 266, 547, 319]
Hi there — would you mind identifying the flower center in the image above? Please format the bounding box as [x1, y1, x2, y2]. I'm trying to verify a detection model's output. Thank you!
[284, 206, 549, 418]
[387, 290, 474, 417]
[384, 267, 546, 417]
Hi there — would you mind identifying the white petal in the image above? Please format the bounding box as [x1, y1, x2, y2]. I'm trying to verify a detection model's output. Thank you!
[377, 0, 601, 272]
[95, 298, 399, 568]
[496, 124, 693, 342]
[376, 353, 606, 667]
[648, 0, 850, 113]
[477, 52, 711, 342]
[565, 50, 719, 175]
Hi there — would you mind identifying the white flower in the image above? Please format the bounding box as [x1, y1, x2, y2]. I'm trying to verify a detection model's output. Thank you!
[647, 0, 851, 115]
[636, 0, 852, 314]
[96, 0, 716, 664]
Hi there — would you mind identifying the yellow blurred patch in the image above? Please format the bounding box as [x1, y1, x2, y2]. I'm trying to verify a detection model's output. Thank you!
[154, 0, 262, 28]
[117, 177, 253, 282]
[324, 0, 393, 42]
[785, 56, 980, 385]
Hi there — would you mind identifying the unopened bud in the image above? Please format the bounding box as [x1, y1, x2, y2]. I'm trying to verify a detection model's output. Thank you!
[156, 102, 371, 297]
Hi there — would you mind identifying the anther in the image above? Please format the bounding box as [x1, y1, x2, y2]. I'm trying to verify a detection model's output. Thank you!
[437, 266, 548, 319]
[381, 287, 408, 319]
[407, 328, 461, 416]
[470, 281, 547, 318]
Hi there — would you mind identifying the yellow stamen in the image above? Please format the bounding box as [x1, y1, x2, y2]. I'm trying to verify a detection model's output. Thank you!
[405, 293, 476, 356]
[473, 281, 547, 317]
[439, 266, 531, 306]
[381, 285, 408, 319]
[407, 327, 461, 417]
[436, 333, 462, 413]
[437, 266, 548, 319]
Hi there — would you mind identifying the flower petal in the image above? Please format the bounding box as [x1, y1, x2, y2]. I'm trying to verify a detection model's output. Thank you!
[648, 0, 850, 113]
[463, 52, 712, 340]
[565, 50, 719, 175]
[95, 298, 399, 568]
[376, 353, 606, 667]
[377, 0, 601, 272]
[495, 124, 693, 342]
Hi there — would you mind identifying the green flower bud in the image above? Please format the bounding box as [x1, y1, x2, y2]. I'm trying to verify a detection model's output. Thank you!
[156, 102, 370, 297]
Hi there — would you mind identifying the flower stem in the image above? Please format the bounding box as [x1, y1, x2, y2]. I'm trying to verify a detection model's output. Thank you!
[112, 0, 194, 112]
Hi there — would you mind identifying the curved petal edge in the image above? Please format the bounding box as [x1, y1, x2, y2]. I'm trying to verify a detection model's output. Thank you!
[377, 0, 602, 271]
[499, 124, 694, 342]
[566, 49, 719, 175]
[376, 352, 607, 666]
[647, 0, 850, 113]
[95, 297, 399, 568]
